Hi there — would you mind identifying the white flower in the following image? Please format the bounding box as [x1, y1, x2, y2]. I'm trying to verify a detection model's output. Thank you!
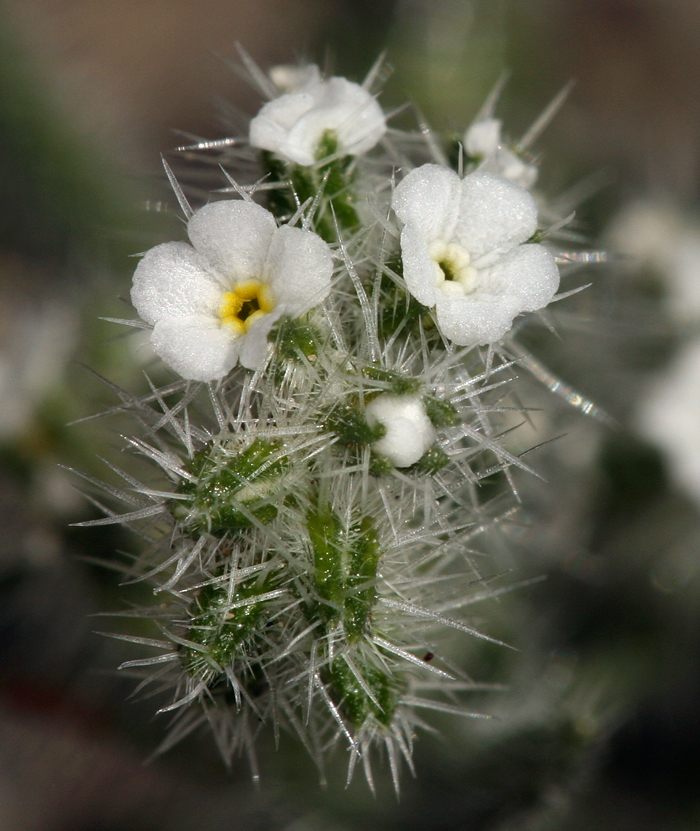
[365, 394, 436, 467]
[638, 337, 700, 505]
[249, 68, 386, 166]
[130, 200, 333, 381]
[391, 164, 560, 346]
[465, 118, 538, 190]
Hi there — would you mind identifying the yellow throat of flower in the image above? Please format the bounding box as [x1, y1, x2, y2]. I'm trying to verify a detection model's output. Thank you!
[219, 280, 275, 336]
[428, 240, 477, 296]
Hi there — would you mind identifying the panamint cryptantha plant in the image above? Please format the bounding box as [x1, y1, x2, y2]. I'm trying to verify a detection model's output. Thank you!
[75, 51, 600, 792]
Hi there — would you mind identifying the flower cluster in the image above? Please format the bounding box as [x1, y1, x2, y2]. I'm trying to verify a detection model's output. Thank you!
[83, 56, 590, 792]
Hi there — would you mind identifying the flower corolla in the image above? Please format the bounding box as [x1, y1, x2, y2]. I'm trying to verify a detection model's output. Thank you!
[131, 200, 333, 381]
[365, 394, 437, 468]
[465, 118, 538, 190]
[249, 66, 386, 166]
[391, 164, 559, 346]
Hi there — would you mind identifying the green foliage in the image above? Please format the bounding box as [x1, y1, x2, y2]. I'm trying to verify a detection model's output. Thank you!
[260, 130, 359, 243]
[307, 509, 381, 640]
[327, 657, 398, 729]
[423, 395, 461, 427]
[369, 452, 396, 476]
[413, 445, 450, 474]
[362, 365, 421, 395]
[181, 578, 271, 677]
[177, 438, 289, 532]
[308, 506, 346, 624]
[272, 316, 322, 364]
[323, 403, 386, 446]
[344, 516, 381, 641]
[377, 269, 436, 341]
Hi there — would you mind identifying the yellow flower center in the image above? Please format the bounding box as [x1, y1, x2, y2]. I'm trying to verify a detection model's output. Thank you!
[218, 280, 276, 336]
[428, 240, 478, 297]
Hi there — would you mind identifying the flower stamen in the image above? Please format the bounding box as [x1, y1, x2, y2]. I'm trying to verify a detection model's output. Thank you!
[219, 280, 276, 335]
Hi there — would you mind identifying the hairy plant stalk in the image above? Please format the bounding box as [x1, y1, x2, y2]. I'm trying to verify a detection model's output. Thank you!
[76, 52, 599, 792]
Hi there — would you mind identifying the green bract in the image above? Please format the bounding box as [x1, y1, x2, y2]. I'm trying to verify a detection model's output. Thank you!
[177, 438, 289, 532]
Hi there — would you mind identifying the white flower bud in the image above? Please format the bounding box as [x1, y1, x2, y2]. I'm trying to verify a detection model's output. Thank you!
[465, 118, 538, 189]
[365, 394, 437, 468]
[465, 117, 502, 158]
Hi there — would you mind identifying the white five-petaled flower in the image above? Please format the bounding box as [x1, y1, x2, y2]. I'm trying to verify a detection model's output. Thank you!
[391, 164, 560, 346]
[249, 66, 386, 166]
[130, 200, 333, 381]
[365, 394, 436, 468]
[465, 118, 538, 190]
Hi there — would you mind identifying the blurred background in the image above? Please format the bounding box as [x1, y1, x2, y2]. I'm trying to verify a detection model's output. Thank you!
[3, 0, 700, 828]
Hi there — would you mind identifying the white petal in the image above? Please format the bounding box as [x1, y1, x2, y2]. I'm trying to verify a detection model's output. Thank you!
[392, 164, 462, 242]
[249, 92, 318, 164]
[434, 292, 522, 346]
[284, 78, 385, 159]
[251, 77, 385, 165]
[454, 172, 538, 260]
[187, 201, 277, 284]
[265, 226, 333, 314]
[465, 118, 502, 157]
[238, 308, 285, 370]
[150, 315, 241, 381]
[366, 395, 436, 468]
[324, 78, 386, 154]
[398, 224, 439, 307]
[131, 242, 222, 326]
[478, 244, 559, 311]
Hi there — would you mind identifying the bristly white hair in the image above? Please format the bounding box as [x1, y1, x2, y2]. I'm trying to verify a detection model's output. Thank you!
[75, 52, 606, 794]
